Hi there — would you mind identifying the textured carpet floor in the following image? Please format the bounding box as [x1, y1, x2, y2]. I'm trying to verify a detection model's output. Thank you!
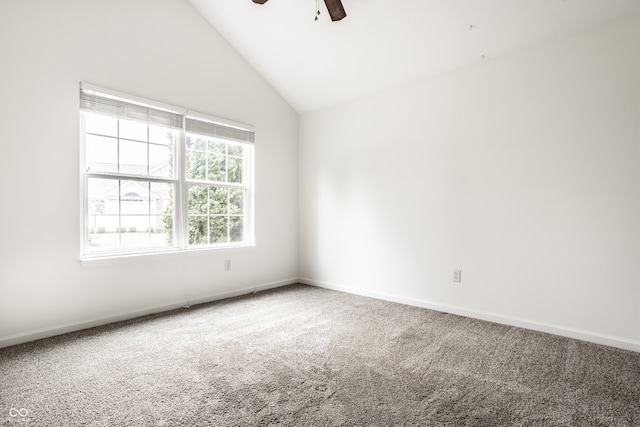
[1, 284, 639, 426]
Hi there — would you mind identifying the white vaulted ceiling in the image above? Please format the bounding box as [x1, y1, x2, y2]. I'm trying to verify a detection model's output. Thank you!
[189, 0, 640, 114]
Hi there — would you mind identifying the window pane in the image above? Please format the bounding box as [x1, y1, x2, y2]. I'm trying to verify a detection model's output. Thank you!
[207, 154, 226, 182]
[188, 216, 208, 245]
[87, 178, 120, 252]
[120, 182, 149, 216]
[151, 182, 173, 216]
[120, 232, 148, 250]
[209, 216, 228, 244]
[152, 183, 174, 247]
[185, 185, 246, 247]
[209, 187, 228, 215]
[186, 149, 206, 180]
[230, 216, 243, 243]
[208, 140, 225, 155]
[149, 143, 172, 177]
[88, 178, 119, 214]
[121, 218, 150, 250]
[188, 185, 208, 215]
[151, 215, 173, 247]
[148, 215, 173, 247]
[228, 157, 243, 183]
[149, 125, 174, 145]
[85, 113, 117, 137]
[86, 135, 118, 173]
[86, 178, 175, 252]
[229, 188, 244, 214]
[187, 135, 207, 151]
[119, 140, 148, 175]
[88, 231, 120, 253]
[120, 215, 148, 235]
[228, 143, 243, 158]
[120, 119, 147, 142]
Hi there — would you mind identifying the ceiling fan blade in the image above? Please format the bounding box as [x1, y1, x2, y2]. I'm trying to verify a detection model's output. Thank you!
[323, 0, 346, 21]
[252, 0, 268, 4]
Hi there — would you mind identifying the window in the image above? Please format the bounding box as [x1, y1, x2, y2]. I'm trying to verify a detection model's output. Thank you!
[80, 83, 254, 258]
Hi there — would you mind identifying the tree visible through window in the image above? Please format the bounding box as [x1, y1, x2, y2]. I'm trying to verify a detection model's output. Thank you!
[162, 136, 247, 246]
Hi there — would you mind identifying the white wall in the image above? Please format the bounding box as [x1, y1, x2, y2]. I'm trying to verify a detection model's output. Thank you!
[1, 2, 638, 353]
[0, 0, 298, 346]
[299, 14, 640, 350]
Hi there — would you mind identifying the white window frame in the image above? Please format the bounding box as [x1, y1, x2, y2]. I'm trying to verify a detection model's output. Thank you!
[79, 83, 255, 260]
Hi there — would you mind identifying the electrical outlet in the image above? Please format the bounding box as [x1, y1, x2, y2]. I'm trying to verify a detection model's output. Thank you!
[453, 269, 462, 283]
[225, 260, 231, 271]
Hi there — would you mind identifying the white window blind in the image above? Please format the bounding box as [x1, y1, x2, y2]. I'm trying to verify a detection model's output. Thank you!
[185, 117, 255, 144]
[80, 84, 255, 145]
[80, 85, 184, 130]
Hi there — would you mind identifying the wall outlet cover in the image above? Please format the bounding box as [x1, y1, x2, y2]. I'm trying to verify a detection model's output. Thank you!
[453, 270, 462, 282]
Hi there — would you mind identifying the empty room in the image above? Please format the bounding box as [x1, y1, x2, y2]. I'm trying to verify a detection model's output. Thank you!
[1, 0, 639, 425]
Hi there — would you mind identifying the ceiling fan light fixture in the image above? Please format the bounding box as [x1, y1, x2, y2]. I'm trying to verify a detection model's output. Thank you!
[323, 0, 346, 21]
[250, 0, 346, 22]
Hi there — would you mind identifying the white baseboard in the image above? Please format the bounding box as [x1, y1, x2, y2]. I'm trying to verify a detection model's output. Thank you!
[187, 277, 299, 306]
[0, 300, 185, 349]
[5, 276, 637, 354]
[300, 277, 640, 353]
[0, 278, 298, 349]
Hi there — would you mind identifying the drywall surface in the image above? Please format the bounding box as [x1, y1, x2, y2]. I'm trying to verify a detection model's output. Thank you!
[299, 13, 640, 347]
[0, 0, 298, 346]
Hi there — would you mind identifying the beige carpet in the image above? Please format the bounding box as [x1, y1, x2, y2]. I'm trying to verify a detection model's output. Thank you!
[1, 284, 639, 426]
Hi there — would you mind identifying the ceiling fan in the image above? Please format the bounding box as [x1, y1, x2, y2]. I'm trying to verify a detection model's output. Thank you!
[251, 0, 347, 22]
